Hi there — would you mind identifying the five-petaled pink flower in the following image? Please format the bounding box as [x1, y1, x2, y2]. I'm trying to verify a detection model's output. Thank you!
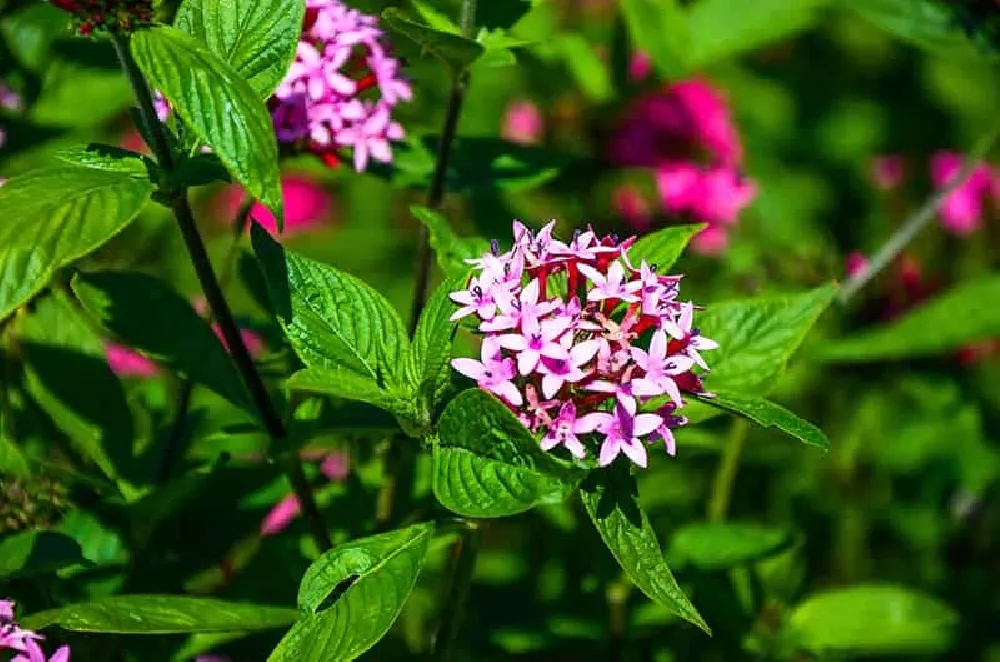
[1, 600, 70, 662]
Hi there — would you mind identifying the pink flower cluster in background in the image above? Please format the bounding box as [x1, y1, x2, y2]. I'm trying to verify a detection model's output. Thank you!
[930, 151, 999, 236]
[217, 175, 333, 235]
[270, 0, 412, 172]
[501, 100, 544, 146]
[1, 600, 70, 662]
[450, 221, 717, 468]
[609, 74, 757, 255]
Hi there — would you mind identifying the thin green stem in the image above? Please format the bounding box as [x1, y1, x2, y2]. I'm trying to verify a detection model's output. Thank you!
[111, 34, 331, 552]
[708, 417, 749, 522]
[838, 122, 1000, 304]
[430, 521, 483, 662]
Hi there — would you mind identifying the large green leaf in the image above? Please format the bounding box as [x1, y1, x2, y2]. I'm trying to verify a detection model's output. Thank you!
[251, 224, 409, 383]
[0, 167, 153, 321]
[627, 224, 705, 273]
[131, 27, 283, 224]
[382, 8, 484, 72]
[71, 270, 251, 413]
[821, 274, 1000, 362]
[581, 469, 710, 634]
[687, 0, 828, 68]
[269, 523, 433, 662]
[22, 596, 300, 634]
[406, 275, 463, 413]
[695, 392, 829, 451]
[410, 206, 488, 278]
[434, 390, 582, 518]
[667, 522, 788, 570]
[287, 367, 416, 424]
[790, 585, 958, 655]
[0, 530, 88, 580]
[620, 0, 691, 77]
[175, 0, 305, 98]
[846, 0, 990, 60]
[699, 284, 836, 394]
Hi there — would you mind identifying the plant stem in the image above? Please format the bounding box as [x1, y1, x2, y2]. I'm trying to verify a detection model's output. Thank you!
[111, 34, 331, 552]
[708, 417, 749, 522]
[838, 123, 1000, 304]
[431, 520, 483, 662]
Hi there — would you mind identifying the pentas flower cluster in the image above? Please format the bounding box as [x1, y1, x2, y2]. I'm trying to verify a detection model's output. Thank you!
[609, 76, 757, 255]
[1, 600, 69, 661]
[450, 221, 717, 468]
[48, 0, 152, 34]
[270, 0, 411, 172]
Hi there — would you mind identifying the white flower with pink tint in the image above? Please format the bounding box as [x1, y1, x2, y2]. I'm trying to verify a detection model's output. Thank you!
[449, 220, 717, 468]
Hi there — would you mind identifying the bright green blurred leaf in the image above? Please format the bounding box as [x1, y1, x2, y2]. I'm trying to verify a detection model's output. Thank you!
[0, 167, 153, 322]
[382, 8, 484, 72]
[821, 274, 1000, 361]
[790, 585, 958, 655]
[22, 596, 300, 634]
[696, 391, 830, 450]
[0, 530, 88, 580]
[71, 270, 251, 413]
[667, 522, 788, 570]
[252, 223, 409, 384]
[699, 284, 837, 393]
[131, 27, 283, 225]
[581, 469, 710, 634]
[620, 0, 690, 76]
[175, 0, 306, 97]
[845, 0, 991, 60]
[269, 523, 433, 662]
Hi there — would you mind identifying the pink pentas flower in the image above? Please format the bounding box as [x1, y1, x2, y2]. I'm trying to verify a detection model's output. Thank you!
[269, 0, 412, 172]
[449, 220, 717, 468]
[502, 100, 544, 146]
[106, 343, 158, 378]
[1, 600, 70, 662]
[930, 151, 996, 236]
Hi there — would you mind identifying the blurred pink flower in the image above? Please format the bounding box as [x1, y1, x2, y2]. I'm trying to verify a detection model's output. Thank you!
[930, 151, 996, 236]
[845, 251, 869, 279]
[213, 327, 265, 358]
[654, 162, 703, 214]
[194, 656, 232, 662]
[260, 494, 301, 537]
[689, 225, 729, 256]
[502, 100, 544, 146]
[320, 450, 350, 481]
[223, 175, 333, 235]
[628, 51, 653, 82]
[869, 154, 904, 191]
[106, 343, 158, 378]
[690, 167, 757, 225]
[613, 184, 652, 230]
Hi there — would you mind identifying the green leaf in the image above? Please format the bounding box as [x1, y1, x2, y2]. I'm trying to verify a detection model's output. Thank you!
[620, 0, 691, 77]
[821, 274, 1000, 362]
[131, 27, 283, 225]
[175, 0, 306, 98]
[269, 523, 433, 662]
[695, 392, 829, 451]
[382, 8, 485, 72]
[410, 206, 488, 278]
[55, 144, 155, 177]
[580, 469, 710, 634]
[846, 0, 991, 60]
[71, 270, 251, 413]
[667, 522, 788, 570]
[532, 34, 613, 102]
[790, 585, 958, 655]
[627, 224, 705, 273]
[434, 389, 582, 518]
[168, 152, 232, 189]
[20, 294, 134, 487]
[0, 530, 88, 580]
[22, 596, 300, 634]
[0, 409, 31, 479]
[406, 275, 464, 413]
[477, 0, 540, 30]
[251, 224, 409, 383]
[687, 0, 827, 68]
[699, 284, 837, 394]
[0, 167, 153, 322]
[287, 367, 413, 418]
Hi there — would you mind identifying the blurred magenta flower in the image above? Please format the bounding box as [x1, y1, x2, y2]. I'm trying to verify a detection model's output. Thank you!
[194, 656, 231, 662]
[269, 0, 411, 172]
[869, 154, 904, 190]
[612, 184, 652, 230]
[610, 77, 756, 254]
[501, 100, 544, 146]
[845, 251, 869, 279]
[930, 151, 996, 236]
[260, 450, 350, 536]
[1, 599, 70, 662]
[689, 225, 729, 256]
[220, 175, 333, 235]
[106, 343, 158, 378]
[0, 80, 20, 151]
[628, 51, 653, 82]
